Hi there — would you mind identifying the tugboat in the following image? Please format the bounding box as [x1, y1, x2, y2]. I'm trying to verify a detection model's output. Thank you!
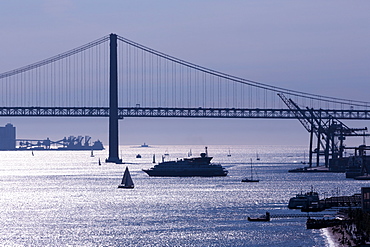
[142, 147, 228, 177]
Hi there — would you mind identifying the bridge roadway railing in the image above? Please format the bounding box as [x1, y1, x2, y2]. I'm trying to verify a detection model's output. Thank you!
[0, 107, 370, 119]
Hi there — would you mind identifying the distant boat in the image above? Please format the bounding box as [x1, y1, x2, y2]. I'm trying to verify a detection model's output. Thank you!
[227, 149, 231, 157]
[248, 212, 270, 222]
[242, 158, 259, 182]
[301, 151, 306, 164]
[141, 143, 149, 147]
[98, 158, 101, 166]
[90, 149, 94, 157]
[136, 154, 142, 158]
[152, 154, 156, 163]
[187, 149, 192, 157]
[31, 151, 34, 156]
[118, 167, 134, 189]
[256, 152, 260, 161]
[164, 149, 169, 156]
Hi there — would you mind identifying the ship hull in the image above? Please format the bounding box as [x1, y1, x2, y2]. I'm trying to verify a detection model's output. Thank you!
[142, 168, 227, 177]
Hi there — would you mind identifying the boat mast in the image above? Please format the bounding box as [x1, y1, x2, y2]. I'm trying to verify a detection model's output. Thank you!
[250, 158, 253, 180]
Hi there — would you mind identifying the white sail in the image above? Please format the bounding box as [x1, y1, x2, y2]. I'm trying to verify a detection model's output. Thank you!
[118, 167, 134, 188]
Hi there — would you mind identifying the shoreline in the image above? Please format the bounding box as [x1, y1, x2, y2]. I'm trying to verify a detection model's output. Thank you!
[322, 228, 337, 247]
[322, 224, 358, 247]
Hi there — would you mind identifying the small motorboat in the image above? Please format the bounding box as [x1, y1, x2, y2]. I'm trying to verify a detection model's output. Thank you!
[248, 212, 270, 222]
[242, 178, 259, 182]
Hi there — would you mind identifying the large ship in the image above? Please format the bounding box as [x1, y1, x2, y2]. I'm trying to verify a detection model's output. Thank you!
[142, 147, 228, 177]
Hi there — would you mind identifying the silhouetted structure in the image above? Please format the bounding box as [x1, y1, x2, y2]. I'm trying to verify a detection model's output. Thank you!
[0, 123, 16, 150]
[362, 187, 370, 212]
[279, 94, 369, 168]
[105, 33, 122, 164]
[1, 33, 370, 164]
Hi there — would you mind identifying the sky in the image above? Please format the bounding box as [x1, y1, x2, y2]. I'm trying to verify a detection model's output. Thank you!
[0, 1, 370, 147]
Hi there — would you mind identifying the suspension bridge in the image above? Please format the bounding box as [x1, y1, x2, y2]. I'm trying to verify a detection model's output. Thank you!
[1, 33, 370, 163]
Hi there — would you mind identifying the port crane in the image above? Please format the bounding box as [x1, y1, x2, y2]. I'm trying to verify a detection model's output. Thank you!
[278, 93, 369, 168]
[17, 135, 103, 150]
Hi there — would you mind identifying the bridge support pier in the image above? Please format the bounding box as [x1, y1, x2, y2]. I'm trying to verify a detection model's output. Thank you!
[106, 33, 122, 164]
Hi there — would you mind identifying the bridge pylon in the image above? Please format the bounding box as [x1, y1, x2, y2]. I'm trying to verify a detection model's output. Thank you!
[105, 33, 122, 164]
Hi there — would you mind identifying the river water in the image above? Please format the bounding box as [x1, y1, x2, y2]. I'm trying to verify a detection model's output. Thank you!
[0, 145, 367, 246]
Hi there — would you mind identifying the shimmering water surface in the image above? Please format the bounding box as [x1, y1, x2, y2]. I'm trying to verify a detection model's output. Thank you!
[0, 145, 368, 246]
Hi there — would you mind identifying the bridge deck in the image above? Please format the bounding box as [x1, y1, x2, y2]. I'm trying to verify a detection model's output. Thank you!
[0, 107, 370, 119]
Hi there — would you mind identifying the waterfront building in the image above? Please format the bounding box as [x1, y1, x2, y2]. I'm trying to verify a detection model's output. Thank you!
[361, 187, 370, 212]
[0, 123, 16, 150]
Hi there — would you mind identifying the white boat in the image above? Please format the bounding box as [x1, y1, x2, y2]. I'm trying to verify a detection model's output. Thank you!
[118, 167, 134, 189]
[143, 147, 228, 177]
[227, 149, 231, 157]
[242, 158, 259, 182]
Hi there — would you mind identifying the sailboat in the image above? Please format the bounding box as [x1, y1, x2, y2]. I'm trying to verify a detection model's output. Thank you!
[301, 151, 306, 164]
[242, 158, 259, 182]
[98, 158, 101, 166]
[256, 152, 260, 161]
[227, 149, 231, 157]
[118, 167, 134, 189]
[90, 149, 94, 157]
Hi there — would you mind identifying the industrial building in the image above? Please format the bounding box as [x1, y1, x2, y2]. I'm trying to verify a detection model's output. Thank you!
[0, 123, 103, 151]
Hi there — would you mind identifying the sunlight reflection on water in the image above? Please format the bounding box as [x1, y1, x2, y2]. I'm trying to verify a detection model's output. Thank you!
[0, 145, 360, 246]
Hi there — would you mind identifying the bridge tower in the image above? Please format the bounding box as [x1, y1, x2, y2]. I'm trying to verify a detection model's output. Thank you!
[105, 33, 122, 163]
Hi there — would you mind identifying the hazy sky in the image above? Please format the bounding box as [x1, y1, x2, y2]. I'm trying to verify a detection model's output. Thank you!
[0, 1, 369, 146]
